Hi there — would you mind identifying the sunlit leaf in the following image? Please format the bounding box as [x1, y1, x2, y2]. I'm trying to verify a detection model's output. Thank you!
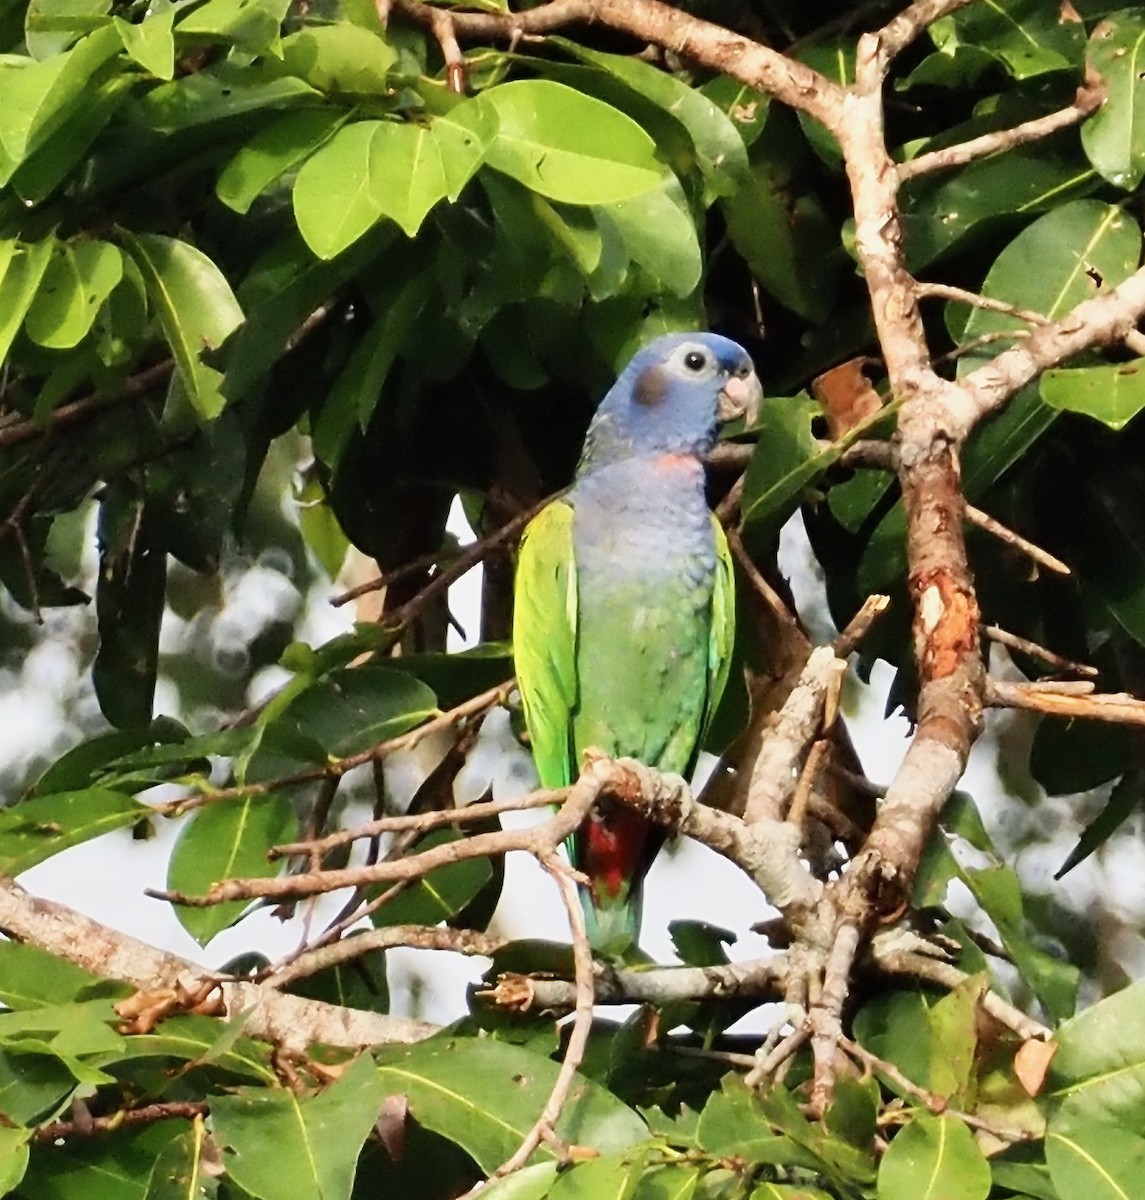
[481, 80, 664, 204]
[0, 790, 150, 876]
[120, 233, 244, 418]
[212, 1055, 387, 1200]
[1082, 12, 1145, 189]
[878, 1114, 990, 1200]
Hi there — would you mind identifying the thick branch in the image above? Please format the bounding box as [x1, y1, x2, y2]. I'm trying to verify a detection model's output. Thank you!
[395, 0, 843, 125]
[960, 266, 1145, 431]
[486, 955, 786, 1010]
[0, 879, 435, 1051]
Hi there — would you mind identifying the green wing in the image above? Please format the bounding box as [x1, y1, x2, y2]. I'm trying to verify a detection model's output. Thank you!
[513, 500, 578, 788]
[703, 515, 736, 739]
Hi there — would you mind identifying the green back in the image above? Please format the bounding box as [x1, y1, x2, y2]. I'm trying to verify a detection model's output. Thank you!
[514, 505, 734, 789]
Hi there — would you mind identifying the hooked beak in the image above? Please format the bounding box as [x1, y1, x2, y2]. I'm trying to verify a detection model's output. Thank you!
[717, 369, 763, 427]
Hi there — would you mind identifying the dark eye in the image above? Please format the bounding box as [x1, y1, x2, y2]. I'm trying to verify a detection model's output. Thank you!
[683, 351, 707, 371]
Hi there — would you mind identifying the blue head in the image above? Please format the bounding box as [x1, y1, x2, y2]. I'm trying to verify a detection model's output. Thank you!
[578, 333, 761, 474]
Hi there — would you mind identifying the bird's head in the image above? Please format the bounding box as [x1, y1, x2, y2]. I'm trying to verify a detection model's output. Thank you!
[579, 332, 762, 471]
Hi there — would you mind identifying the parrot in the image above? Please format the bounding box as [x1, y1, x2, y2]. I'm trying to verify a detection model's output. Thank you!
[513, 332, 763, 955]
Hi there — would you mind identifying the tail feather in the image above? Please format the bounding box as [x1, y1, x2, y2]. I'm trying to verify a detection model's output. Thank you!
[573, 805, 662, 956]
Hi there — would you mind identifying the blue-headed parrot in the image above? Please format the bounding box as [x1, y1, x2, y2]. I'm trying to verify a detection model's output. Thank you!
[513, 332, 762, 955]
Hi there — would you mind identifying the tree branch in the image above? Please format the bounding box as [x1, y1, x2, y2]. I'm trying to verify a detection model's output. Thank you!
[899, 67, 1107, 181]
[0, 879, 436, 1052]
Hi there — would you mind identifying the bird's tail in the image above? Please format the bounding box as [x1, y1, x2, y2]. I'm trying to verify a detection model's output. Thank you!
[579, 884, 643, 958]
[573, 806, 660, 958]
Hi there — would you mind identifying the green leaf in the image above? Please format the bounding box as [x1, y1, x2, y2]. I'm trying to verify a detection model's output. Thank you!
[113, 10, 175, 80]
[369, 103, 495, 238]
[962, 865, 1077, 1021]
[1030, 717, 1131, 797]
[478, 1162, 560, 1199]
[0, 941, 115, 1010]
[21, 1123, 184, 1200]
[144, 1121, 217, 1200]
[740, 392, 822, 539]
[481, 80, 664, 204]
[93, 487, 166, 729]
[310, 268, 432, 463]
[0, 236, 55, 365]
[1082, 12, 1145, 190]
[176, 0, 287, 54]
[371, 828, 492, 927]
[287, 941, 389, 1014]
[854, 990, 934, 1095]
[98, 1014, 275, 1083]
[1046, 1124, 1145, 1200]
[927, 974, 985, 1104]
[1041, 360, 1145, 430]
[292, 120, 388, 259]
[0, 790, 150, 875]
[0, 24, 121, 166]
[135, 68, 317, 132]
[551, 38, 749, 195]
[549, 1150, 648, 1199]
[722, 120, 845, 322]
[1057, 770, 1145, 878]
[901, 145, 1098, 271]
[7, 72, 128, 200]
[259, 665, 437, 766]
[695, 1082, 819, 1169]
[374, 1037, 647, 1173]
[1050, 979, 1145, 1131]
[864, 200, 1142, 592]
[951, 201, 1142, 365]
[278, 23, 397, 94]
[212, 1054, 383, 1200]
[222, 224, 394, 402]
[24, 0, 110, 59]
[24, 240, 123, 349]
[637, 1165, 703, 1199]
[0, 1047, 77, 1125]
[750, 1186, 833, 1200]
[594, 174, 702, 298]
[0, 1127, 30, 1195]
[877, 1114, 990, 1200]
[120, 233, 244, 419]
[167, 794, 296, 944]
[823, 1077, 878, 1150]
[216, 108, 346, 214]
[932, 0, 1084, 80]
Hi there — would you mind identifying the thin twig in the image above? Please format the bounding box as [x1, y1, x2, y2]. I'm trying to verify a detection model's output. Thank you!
[980, 625, 1098, 678]
[156, 681, 513, 817]
[899, 68, 1106, 182]
[986, 679, 1145, 728]
[839, 1035, 1038, 1143]
[873, 943, 1050, 1041]
[834, 594, 891, 658]
[787, 739, 830, 831]
[34, 1101, 210, 1141]
[429, 8, 466, 93]
[266, 925, 506, 990]
[270, 788, 560, 860]
[964, 504, 1070, 576]
[917, 282, 1051, 327]
[488, 855, 596, 1178]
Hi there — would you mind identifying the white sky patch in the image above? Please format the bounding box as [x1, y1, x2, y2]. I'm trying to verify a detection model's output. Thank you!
[446, 495, 483, 652]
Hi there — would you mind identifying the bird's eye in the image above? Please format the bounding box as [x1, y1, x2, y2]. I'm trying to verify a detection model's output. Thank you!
[683, 351, 707, 372]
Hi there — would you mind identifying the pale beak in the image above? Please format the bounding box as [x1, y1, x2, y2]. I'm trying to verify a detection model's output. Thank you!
[717, 369, 763, 426]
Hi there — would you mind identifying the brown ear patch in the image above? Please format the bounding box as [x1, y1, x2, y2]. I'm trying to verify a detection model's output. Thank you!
[633, 366, 669, 407]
